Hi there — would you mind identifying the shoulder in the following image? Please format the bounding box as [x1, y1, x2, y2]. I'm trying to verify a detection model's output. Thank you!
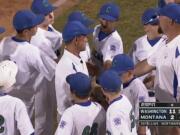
[110, 31, 122, 41]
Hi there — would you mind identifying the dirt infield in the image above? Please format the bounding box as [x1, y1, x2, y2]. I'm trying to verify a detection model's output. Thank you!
[0, 0, 79, 39]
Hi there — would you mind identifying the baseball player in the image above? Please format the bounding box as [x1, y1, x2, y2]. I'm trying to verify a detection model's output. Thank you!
[30, 0, 60, 134]
[31, 0, 63, 59]
[55, 21, 93, 120]
[134, 3, 180, 135]
[67, 11, 94, 62]
[130, 8, 166, 101]
[110, 54, 150, 135]
[55, 72, 106, 135]
[0, 9, 55, 123]
[98, 70, 137, 135]
[0, 60, 34, 135]
[92, 2, 123, 70]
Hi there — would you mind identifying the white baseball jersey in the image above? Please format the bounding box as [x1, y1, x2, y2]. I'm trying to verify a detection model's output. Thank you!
[132, 35, 166, 64]
[55, 50, 89, 115]
[93, 25, 123, 62]
[106, 95, 137, 135]
[80, 43, 91, 62]
[122, 78, 149, 121]
[31, 25, 63, 59]
[147, 35, 180, 102]
[55, 101, 106, 135]
[0, 94, 34, 135]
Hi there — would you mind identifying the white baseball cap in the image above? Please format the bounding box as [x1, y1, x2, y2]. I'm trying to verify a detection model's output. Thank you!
[0, 60, 18, 92]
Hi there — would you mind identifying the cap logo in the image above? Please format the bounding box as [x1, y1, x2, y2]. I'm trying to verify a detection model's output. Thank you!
[106, 6, 111, 14]
[43, 0, 49, 7]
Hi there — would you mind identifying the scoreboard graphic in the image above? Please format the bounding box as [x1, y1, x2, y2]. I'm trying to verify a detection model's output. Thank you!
[139, 102, 180, 126]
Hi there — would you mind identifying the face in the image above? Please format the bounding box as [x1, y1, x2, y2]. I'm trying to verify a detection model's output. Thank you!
[41, 11, 55, 26]
[75, 35, 88, 52]
[99, 18, 116, 32]
[159, 15, 172, 34]
[143, 24, 159, 35]
[120, 71, 133, 83]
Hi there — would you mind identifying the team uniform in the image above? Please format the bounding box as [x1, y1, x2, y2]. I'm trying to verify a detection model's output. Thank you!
[147, 35, 180, 102]
[0, 36, 54, 121]
[55, 50, 89, 116]
[0, 94, 34, 135]
[31, 25, 61, 135]
[55, 101, 106, 135]
[106, 95, 137, 135]
[93, 25, 123, 68]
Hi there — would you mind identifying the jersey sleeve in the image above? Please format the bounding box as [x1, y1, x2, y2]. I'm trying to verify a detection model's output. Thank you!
[27, 47, 56, 81]
[15, 99, 34, 135]
[147, 50, 158, 67]
[107, 111, 132, 135]
[55, 109, 73, 135]
[103, 41, 123, 62]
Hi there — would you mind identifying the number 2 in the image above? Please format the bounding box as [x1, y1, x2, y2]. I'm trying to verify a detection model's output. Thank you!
[82, 123, 98, 135]
[0, 115, 5, 133]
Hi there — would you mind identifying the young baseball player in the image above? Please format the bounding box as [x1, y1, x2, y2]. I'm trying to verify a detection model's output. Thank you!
[0, 60, 34, 135]
[55, 72, 106, 135]
[55, 21, 93, 119]
[93, 2, 123, 70]
[98, 70, 137, 135]
[111, 54, 150, 135]
[31, 0, 63, 60]
[0, 9, 55, 124]
[30, 0, 59, 134]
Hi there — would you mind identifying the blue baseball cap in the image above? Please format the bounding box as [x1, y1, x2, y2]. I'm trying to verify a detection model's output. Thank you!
[142, 8, 159, 25]
[13, 9, 44, 31]
[68, 11, 94, 27]
[0, 27, 5, 34]
[111, 54, 134, 74]
[62, 21, 93, 43]
[66, 72, 91, 97]
[158, 3, 180, 24]
[99, 70, 121, 92]
[99, 2, 120, 21]
[31, 0, 56, 16]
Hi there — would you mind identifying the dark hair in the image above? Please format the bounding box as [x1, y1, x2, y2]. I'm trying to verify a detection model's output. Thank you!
[72, 91, 90, 99]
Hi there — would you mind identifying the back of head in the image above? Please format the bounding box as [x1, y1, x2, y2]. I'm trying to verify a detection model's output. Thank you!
[31, 0, 56, 15]
[62, 21, 93, 44]
[98, 70, 121, 93]
[0, 60, 18, 92]
[68, 11, 94, 27]
[142, 8, 159, 25]
[66, 72, 91, 98]
[99, 2, 120, 21]
[111, 54, 134, 75]
[158, 3, 180, 24]
[13, 9, 44, 31]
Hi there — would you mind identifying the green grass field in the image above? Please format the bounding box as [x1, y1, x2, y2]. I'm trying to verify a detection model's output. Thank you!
[54, 0, 157, 53]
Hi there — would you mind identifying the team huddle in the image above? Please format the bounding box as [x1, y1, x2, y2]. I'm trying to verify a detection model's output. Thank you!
[0, 0, 180, 135]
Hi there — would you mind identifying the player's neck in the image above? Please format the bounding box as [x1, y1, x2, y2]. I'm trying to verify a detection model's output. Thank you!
[147, 32, 161, 40]
[166, 28, 180, 43]
[108, 92, 121, 104]
[15, 34, 31, 42]
[66, 45, 81, 58]
[74, 98, 90, 104]
[39, 24, 49, 31]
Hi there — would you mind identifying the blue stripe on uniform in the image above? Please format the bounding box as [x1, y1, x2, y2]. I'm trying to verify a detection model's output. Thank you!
[173, 72, 178, 99]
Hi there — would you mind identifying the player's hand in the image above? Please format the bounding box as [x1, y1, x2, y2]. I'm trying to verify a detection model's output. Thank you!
[86, 61, 99, 77]
[143, 74, 155, 89]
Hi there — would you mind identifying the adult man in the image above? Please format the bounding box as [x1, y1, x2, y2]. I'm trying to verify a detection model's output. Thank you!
[134, 3, 180, 135]
[55, 21, 93, 119]
[93, 2, 123, 70]
[31, 0, 60, 134]
[0, 9, 54, 124]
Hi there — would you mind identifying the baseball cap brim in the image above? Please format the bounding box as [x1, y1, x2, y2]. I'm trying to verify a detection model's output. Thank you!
[110, 67, 134, 75]
[0, 27, 5, 34]
[99, 14, 117, 21]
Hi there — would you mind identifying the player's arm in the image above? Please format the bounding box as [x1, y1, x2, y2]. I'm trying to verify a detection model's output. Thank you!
[134, 59, 155, 77]
[15, 99, 34, 135]
[55, 109, 73, 135]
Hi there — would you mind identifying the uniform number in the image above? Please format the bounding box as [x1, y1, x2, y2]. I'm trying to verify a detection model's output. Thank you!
[82, 123, 98, 135]
[130, 109, 135, 132]
[0, 115, 5, 133]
